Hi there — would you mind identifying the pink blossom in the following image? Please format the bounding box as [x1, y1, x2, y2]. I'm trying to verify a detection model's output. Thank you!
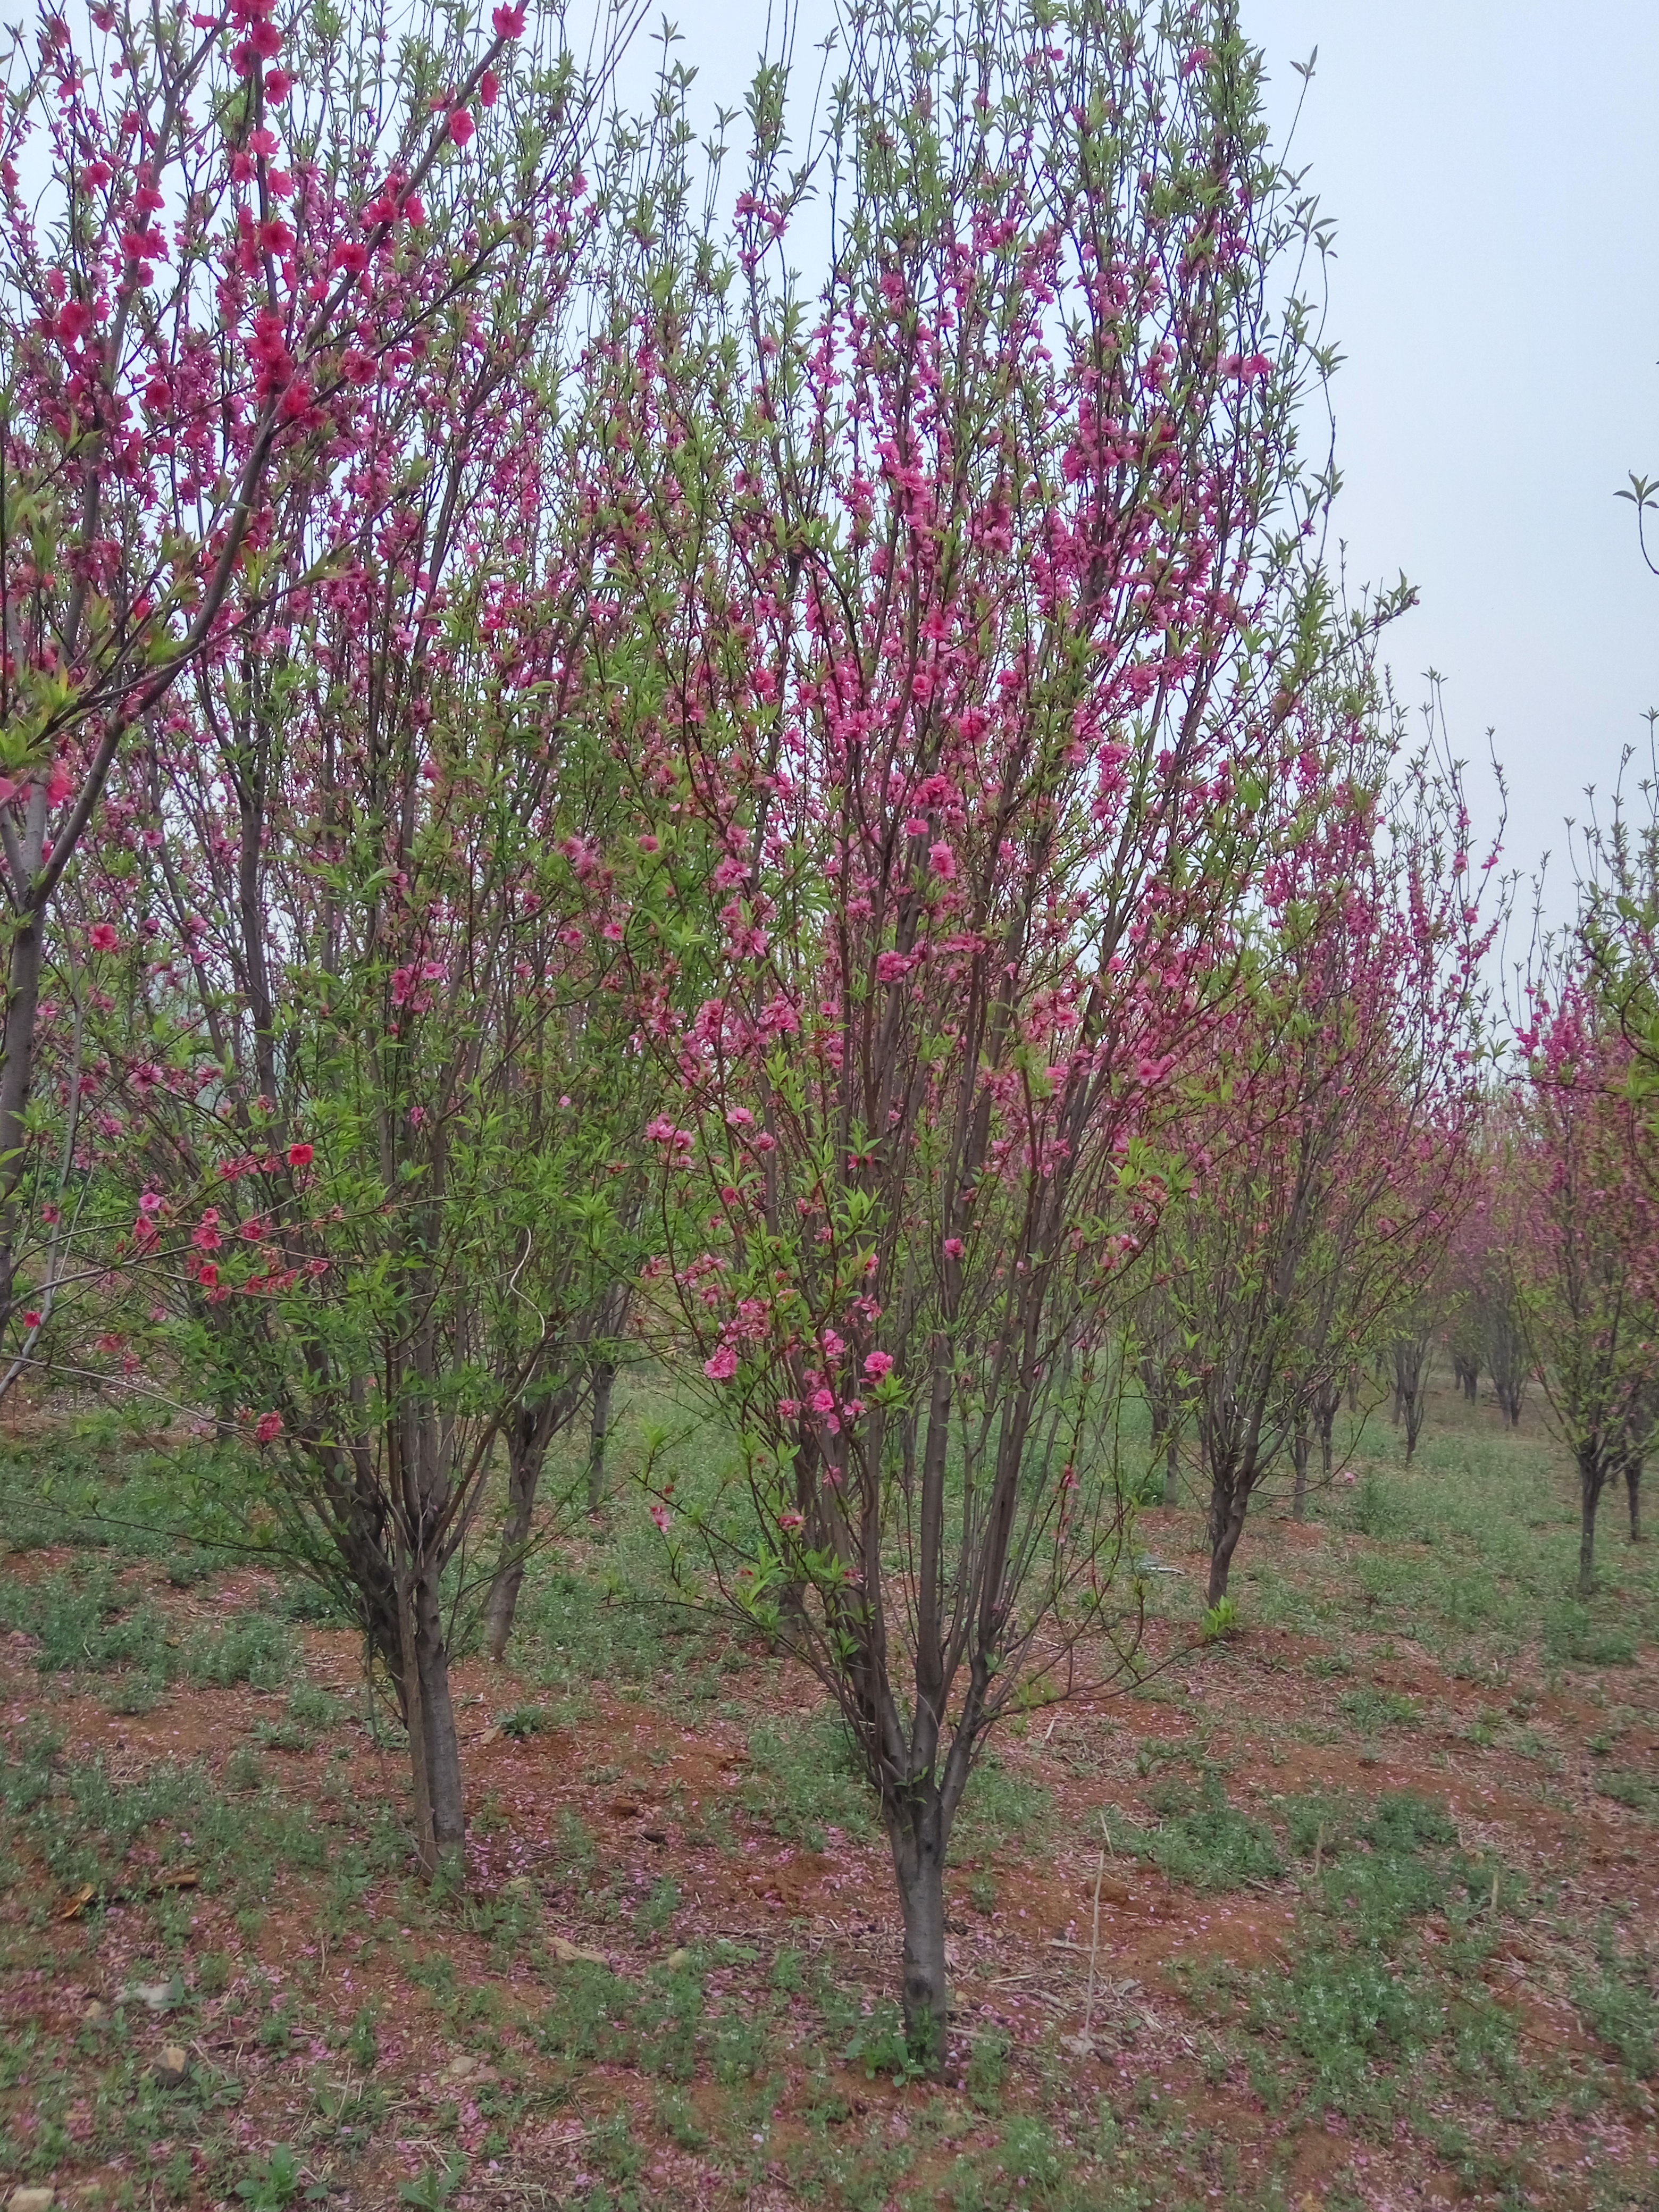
[928, 841, 956, 879]
[863, 1350, 893, 1379]
[88, 923, 119, 952]
[650, 1502, 672, 1532]
[704, 1345, 738, 1381]
[22, 1310, 41, 1329]
[448, 108, 475, 147]
[944, 1237, 964, 1259]
[255, 1411, 283, 1444]
[809, 1387, 836, 1415]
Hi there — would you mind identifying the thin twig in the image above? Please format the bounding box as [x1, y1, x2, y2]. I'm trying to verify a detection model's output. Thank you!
[1083, 1833, 1106, 2039]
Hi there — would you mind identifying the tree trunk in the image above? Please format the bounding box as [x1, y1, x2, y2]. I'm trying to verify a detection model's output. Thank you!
[412, 1559, 465, 1874]
[1627, 1456, 1643, 1543]
[586, 1358, 616, 1513]
[484, 1425, 541, 1664]
[889, 1797, 949, 2068]
[482, 1385, 580, 1663]
[1205, 1471, 1249, 1605]
[1578, 1457, 1604, 1601]
[398, 1559, 465, 1881]
[1317, 1388, 1338, 1486]
[1162, 1427, 1179, 1510]
[1291, 1420, 1310, 1523]
[0, 914, 47, 1334]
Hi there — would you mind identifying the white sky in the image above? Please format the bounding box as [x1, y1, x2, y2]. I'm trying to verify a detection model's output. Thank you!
[610, 1, 1659, 905]
[1244, 0, 1659, 914]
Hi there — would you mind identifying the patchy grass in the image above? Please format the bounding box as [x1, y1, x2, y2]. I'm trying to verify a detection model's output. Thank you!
[0, 1375, 1655, 2208]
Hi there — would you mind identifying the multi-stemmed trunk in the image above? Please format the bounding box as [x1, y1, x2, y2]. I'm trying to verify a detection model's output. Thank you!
[1205, 1456, 1255, 1605]
[482, 1384, 583, 1662]
[1137, 1352, 1184, 1510]
[1393, 1335, 1430, 1462]
[1487, 1300, 1528, 1429]
[585, 1358, 617, 1513]
[308, 1418, 468, 1881]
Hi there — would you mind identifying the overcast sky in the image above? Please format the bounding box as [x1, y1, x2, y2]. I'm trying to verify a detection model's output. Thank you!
[612, 2, 1659, 904]
[1242, 0, 1659, 912]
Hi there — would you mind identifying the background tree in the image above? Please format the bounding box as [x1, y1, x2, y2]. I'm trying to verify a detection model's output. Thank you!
[1514, 981, 1658, 1596]
[1165, 712, 1494, 1604]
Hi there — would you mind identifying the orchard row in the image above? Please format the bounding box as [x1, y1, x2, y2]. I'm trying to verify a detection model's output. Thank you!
[0, 0, 1647, 2060]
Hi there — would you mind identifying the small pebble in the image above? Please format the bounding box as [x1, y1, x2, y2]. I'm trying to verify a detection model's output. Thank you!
[153, 2045, 189, 2088]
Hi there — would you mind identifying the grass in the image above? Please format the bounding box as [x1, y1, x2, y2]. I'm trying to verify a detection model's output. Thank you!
[0, 1374, 1655, 2208]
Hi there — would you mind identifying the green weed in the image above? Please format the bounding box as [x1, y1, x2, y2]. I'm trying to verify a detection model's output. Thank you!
[1576, 1933, 1657, 2078]
[1111, 1774, 1284, 1891]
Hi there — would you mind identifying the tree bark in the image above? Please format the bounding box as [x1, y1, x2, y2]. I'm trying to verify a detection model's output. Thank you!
[889, 1796, 950, 2068]
[1205, 1472, 1249, 1605]
[1627, 1456, 1643, 1543]
[482, 1385, 581, 1663]
[412, 1558, 465, 1874]
[1317, 1379, 1339, 1486]
[0, 915, 47, 1333]
[483, 1427, 540, 1665]
[586, 1358, 616, 1514]
[1578, 1455, 1604, 1601]
[1291, 1419, 1310, 1522]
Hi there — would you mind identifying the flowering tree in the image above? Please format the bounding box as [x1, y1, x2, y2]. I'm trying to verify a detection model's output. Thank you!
[37, 18, 657, 1878]
[1389, 1307, 1434, 1461]
[1442, 1119, 1529, 1426]
[1130, 1283, 1194, 1509]
[0, 0, 573, 1363]
[619, 0, 1350, 2058]
[1163, 718, 1495, 1604]
[1514, 983, 1658, 1595]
